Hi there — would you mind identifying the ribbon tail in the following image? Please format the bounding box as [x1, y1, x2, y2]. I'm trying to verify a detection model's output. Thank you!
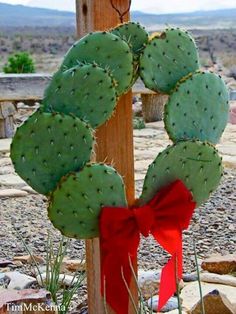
[101, 249, 136, 314]
[157, 247, 183, 311]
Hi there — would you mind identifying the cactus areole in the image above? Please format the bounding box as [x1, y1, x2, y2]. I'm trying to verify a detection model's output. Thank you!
[11, 23, 229, 314]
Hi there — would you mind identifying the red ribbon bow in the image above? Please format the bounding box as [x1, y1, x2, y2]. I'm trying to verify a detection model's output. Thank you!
[99, 180, 196, 314]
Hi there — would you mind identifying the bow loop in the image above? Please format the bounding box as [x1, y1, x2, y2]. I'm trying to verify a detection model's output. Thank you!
[99, 180, 196, 314]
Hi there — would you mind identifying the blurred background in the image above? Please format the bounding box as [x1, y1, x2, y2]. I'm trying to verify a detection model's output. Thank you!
[0, 0, 235, 88]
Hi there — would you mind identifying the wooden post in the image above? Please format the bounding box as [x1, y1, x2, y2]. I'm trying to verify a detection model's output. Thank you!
[76, 1, 135, 313]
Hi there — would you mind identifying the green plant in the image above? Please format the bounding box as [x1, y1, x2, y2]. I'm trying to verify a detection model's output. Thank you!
[10, 110, 94, 195]
[48, 164, 127, 239]
[16, 229, 85, 314]
[140, 28, 200, 93]
[140, 140, 223, 207]
[3, 52, 35, 73]
[164, 71, 229, 144]
[133, 117, 145, 129]
[43, 64, 117, 128]
[111, 22, 149, 87]
[60, 31, 134, 96]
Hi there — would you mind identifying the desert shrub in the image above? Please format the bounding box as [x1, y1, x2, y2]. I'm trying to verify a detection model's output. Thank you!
[3, 51, 35, 73]
[133, 117, 145, 130]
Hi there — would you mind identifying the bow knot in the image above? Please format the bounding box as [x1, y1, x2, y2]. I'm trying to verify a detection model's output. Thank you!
[133, 204, 154, 237]
[100, 180, 196, 314]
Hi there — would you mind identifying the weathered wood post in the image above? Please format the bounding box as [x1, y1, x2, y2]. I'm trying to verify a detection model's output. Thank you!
[76, 1, 136, 313]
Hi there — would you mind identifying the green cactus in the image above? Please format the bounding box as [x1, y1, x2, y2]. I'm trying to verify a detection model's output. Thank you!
[10, 110, 94, 195]
[42, 64, 117, 128]
[60, 31, 134, 96]
[111, 22, 148, 58]
[140, 28, 200, 94]
[140, 141, 223, 207]
[164, 71, 229, 144]
[111, 22, 148, 88]
[48, 163, 127, 239]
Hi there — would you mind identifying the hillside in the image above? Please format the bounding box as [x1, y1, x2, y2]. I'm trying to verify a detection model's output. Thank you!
[0, 2, 236, 29]
[0, 2, 75, 27]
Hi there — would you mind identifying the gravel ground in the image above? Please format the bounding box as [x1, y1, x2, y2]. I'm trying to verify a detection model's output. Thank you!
[1, 169, 236, 271]
[0, 166, 235, 313]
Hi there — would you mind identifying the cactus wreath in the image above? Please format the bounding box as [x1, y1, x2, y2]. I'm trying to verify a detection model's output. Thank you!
[10, 23, 229, 313]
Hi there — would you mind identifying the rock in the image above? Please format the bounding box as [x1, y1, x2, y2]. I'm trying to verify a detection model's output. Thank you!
[201, 254, 236, 274]
[5, 271, 37, 289]
[61, 258, 86, 273]
[0, 189, 28, 198]
[0, 174, 26, 187]
[21, 185, 38, 194]
[190, 289, 235, 314]
[201, 272, 236, 287]
[0, 158, 11, 167]
[37, 273, 75, 287]
[147, 295, 178, 312]
[0, 139, 11, 154]
[0, 165, 13, 175]
[180, 281, 236, 312]
[183, 272, 198, 282]
[0, 288, 54, 313]
[0, 259, 14, 267]
[165, 311, 187, 314]
[0, 273, 6, 281]
[12, 261, 23, 267]
[13, 255, 45, 265]
[229, 105, 236, 124]
[138, 269, 161, 299]
[133, 128, 159, 138]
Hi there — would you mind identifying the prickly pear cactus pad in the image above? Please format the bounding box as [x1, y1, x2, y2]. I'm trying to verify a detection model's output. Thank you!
[164, 72, 229, 144]
[111, 22, 148, 88]
[111, 22, 148, 58]
[60, 31, 134, 96]
[140, 141, 223, 207]
[48, 164, 127, 238]
[42, 64, 117, 128]
[10, 110, 94, 195]
[140, 28, 200, 93]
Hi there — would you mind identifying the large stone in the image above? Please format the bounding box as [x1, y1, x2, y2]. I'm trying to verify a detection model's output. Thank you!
[201, 254, 236, 274]
[147, 295, 178, 312]
[0, 288, 55, 313]
[201, 273, 236, 287]
[5, 271, 37, 289]
[0, 139, 11, 153]
[138, 269, 161, 300]
[0, 165, 13, 175]
[13, 255, 45, 265]
[0, 158, 11, 167]
[0, 189, 28, 198]
[183, 272, 198, 282]
[37, 273, 75, 287]
[190, 289, 235, 314]
[61, 258, 86, 273]
[21, 185, 38, 194]
[180, 281, 236, 312]
[222, 155, 236, 168]
[0, 174, 26, 187]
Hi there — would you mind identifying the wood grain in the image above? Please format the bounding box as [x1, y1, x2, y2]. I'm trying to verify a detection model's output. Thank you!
[76, 0, 136, 313]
